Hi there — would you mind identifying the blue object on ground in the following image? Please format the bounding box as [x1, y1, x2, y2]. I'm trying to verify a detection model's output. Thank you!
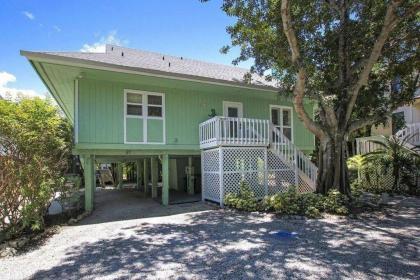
[272, 231, 298, 239]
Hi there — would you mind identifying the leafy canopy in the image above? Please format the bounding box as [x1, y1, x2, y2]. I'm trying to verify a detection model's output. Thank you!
[214, 0, 419, 128]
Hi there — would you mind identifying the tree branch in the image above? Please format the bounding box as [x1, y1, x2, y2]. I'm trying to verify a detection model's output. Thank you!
[344, 0, 403, 124]
[348, 114, 386, 133]
[348, 98, 409, 133]
[281, 1, 302, 65]
[281, 0, 326, 138]
[316, 95, 338, 130]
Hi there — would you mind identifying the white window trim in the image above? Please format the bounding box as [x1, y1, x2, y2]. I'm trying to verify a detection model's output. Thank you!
[223, 101, 243, 118]
[269, 104, 294, 143]
[124, 89, 166, 145]
[126, 97, 144, 118]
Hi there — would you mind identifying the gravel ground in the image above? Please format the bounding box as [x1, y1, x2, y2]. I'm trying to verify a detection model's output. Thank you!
[0, 190, 419, 280]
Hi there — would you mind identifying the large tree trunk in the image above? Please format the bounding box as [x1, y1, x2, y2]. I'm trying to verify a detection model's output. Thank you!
[316, 135, 351, 195]
[279, 0, 411, 197]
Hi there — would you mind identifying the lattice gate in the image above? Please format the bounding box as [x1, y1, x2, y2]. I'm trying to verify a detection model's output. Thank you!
[202, 147, 308, 206]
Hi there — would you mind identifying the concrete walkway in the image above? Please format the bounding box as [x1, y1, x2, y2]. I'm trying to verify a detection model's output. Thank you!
[79, 188, 209, 225]
[0, 193, 419, 279]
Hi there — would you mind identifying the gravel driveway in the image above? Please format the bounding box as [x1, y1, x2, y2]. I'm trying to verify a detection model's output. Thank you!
[1, 190, 419, 280]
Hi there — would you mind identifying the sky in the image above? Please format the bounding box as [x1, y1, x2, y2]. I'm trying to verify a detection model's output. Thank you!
[0, 0, 251, 99]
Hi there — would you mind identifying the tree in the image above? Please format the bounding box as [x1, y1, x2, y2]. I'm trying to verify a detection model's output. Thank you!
[206, 0, 419, 195]
[0, 97, 72, 239]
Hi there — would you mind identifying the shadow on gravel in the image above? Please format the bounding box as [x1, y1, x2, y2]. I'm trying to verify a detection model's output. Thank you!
[31, 198, 420, 279]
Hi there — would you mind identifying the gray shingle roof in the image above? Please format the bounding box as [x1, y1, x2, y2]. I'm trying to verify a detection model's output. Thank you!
[42, 45, 278, 88]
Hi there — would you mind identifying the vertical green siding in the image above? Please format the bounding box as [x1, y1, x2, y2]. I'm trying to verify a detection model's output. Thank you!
[78, 80, 124, 144]
[77, 75, 315, 151]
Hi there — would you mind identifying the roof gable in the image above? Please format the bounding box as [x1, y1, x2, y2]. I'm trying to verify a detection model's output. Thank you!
[27, 44, 279, 89]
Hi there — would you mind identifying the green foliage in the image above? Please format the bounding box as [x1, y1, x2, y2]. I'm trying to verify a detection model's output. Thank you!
[323, 190, 349, 215]
[361, 136, 420, 194]
[224, 181, 259, 211]
[210, 0, 419, 196]
[215, 0, 418, 117]
[350, 180, 364, 198]
[347, 155, 364, 171]
[304, 206, 322, 219]
[268, 186, 300, 215]
[265, 187, 326, 217]
[0, 97, 72, 239]
[225, 182, 350, 217]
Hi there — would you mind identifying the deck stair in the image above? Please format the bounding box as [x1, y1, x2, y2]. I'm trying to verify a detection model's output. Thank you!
[199, 116, 317, 206]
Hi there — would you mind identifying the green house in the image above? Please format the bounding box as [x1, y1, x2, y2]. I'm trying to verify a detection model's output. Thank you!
[21, 45, 317, 211]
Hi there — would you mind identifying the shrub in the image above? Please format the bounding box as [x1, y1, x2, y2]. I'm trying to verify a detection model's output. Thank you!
[0, 97, 72, 240]
[262, 187, 325, 217]
[225, 184, 350, 218]
[350, 136, 420, 195]
[297, 192, 325, 212]
[323, 190, 349, 215]
[224, 181, 258, 211]
[270, 186, 300, 215]
[305, 206, 322, 218]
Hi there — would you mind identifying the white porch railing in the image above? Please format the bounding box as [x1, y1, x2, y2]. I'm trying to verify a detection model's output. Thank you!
[396, 123, 420, 146]
[270, 126, 318, 190]
[199, 116, 270, 149]
[355, 136, 384, 155]
[356, 122, 420, 155]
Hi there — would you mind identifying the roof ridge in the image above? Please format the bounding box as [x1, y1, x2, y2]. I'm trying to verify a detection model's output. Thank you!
[105, 44, 258, 75]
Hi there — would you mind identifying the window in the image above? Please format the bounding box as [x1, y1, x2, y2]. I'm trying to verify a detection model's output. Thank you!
[223, 101, 243, 118]
[124, 90, 165, 144]
[282, 109, 292, 140]
[270, 106, 293, 141]
[126, 92, 143, 117]
[125, 92, 164, 118]
[227, 107, 238, 118]
[147, 95, 163, 118]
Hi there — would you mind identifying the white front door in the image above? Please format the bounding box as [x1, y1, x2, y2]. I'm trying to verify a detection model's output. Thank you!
[223, 101, 243, 139]
[223, 101, 243, 118]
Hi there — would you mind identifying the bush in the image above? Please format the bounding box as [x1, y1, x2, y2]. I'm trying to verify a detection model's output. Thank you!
[224, 184, 350, 218]
[305, 206, 322, 218]
[268, 186, 300, 214]
[0, 97, 72, 240]
[224, 181, 259, 211]
[349, 136, 420, 195]
[262, 186, 325, 217]
[323, 190, 349, 215]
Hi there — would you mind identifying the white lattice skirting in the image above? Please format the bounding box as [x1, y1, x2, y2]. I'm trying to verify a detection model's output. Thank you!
[201, 147, 312, 206]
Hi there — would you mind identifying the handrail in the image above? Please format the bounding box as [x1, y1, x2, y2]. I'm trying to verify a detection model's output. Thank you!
[355, 136, 384, 155]
[396, 123, 420, 146]
[199, 116, 270, 148]
[356, 123, 420, 155]
[270, 125, 317, 189]
[199, 117, 318, 190]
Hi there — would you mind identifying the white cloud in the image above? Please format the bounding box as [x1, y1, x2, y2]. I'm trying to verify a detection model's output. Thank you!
[80, 30, 128, 53]
[22, 11, 35, 20]
[0, 71, 45, 100]
[0, 72, 16, 86]
[53, 25, 61, 32]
